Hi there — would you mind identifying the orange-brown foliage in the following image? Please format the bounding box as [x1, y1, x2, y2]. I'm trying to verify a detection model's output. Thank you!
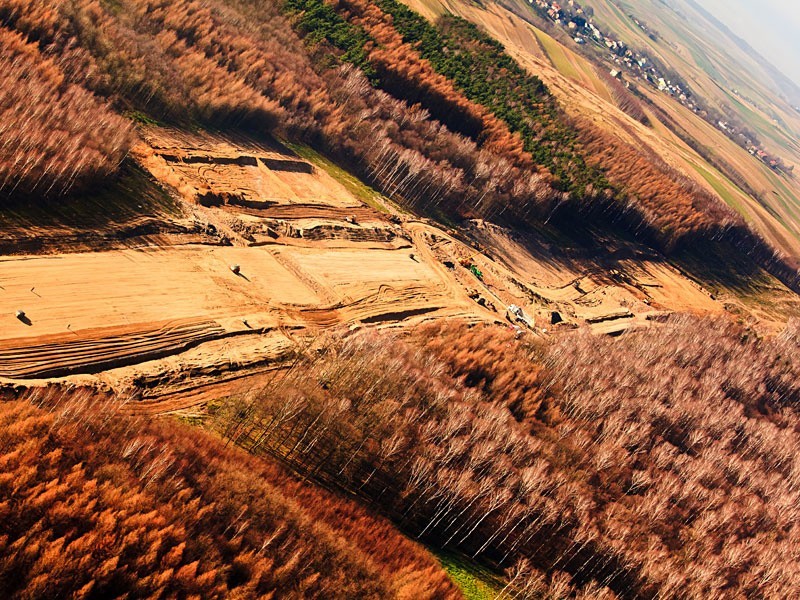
[0, 393, 460, 599]
[576, 120, 741, 248]
[0, 27, 133, 198]
[1, 0, 557, 219]
[1, 0, 795, 285]
[338, 0, 531, 164]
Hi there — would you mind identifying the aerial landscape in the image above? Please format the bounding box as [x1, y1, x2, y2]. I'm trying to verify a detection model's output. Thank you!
[1, 0, 800, 597]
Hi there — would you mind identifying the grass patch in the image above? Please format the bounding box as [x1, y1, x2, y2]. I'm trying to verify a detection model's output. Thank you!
[434, 549, 507, 600]
[126, 110, 169, 128]
[533, 28, 581, 80]
[688, 161, 746, 214]
[175, 414, 205, 428]
[764, 170, 800, 227]
[673, 240, 774, 298]
[282, 141, 393, 213]
[688, 45, 721, 82]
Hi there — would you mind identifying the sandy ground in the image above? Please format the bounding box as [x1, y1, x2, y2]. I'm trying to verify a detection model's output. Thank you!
[0, 246, 316, 339]
[0, 122, 486, 396]
[137, 127, 362, 209]
[2, 128, 793, 414]
[0, 241, 479, 380]
[462, 221, 722, 330]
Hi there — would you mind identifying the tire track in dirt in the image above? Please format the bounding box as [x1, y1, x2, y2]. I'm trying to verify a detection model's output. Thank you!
[0, 319, 227, 379]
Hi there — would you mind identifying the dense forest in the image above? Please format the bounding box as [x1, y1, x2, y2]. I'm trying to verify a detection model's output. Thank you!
[0, 27, 133, 197]
[217, 317, 800, 598]
[2, 1, 800, 596]
[0, 0, 800, 600]
[4, 316, 799, 598]
[0, 392, 459, 599]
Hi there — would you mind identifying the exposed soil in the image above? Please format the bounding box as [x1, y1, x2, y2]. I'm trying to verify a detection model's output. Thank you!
[0, 128, 789, 411]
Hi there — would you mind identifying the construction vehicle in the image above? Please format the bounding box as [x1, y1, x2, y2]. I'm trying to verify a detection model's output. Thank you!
[506, 304, 534, 329]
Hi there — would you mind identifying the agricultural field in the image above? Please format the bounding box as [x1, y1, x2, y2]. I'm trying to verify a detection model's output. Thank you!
[531, 26, 614, 102]
[401, 0, 800, 261]
[561, 0, 800, 254]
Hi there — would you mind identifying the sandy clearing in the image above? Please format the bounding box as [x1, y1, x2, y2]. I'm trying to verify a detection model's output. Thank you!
[0, 242, 458, 345]
[2, 201, 788, 399]
[0, 318, 228, 379]
[138, 127, 363, 209]
[467, 222, 578, 289]
[3, 116, 795, 400]
[619, 260, 719, 313]
[0, 246, 320, 342]
[164, 159, 362, 208]
[282, 246, 440, 290]
[463, 220, 723, 329]
[228, 204, 385, 222]
[0, 238, 476, 382]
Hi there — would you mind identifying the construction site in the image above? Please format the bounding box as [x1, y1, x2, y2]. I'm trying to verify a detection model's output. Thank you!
[1, 128, 794, 415]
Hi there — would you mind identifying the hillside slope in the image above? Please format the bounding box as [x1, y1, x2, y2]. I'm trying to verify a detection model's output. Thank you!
[0, 393, 459, 599]
[469, 0, 800, 259]
[3, 0, 798, 281]
[2, 0, 800, 598]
